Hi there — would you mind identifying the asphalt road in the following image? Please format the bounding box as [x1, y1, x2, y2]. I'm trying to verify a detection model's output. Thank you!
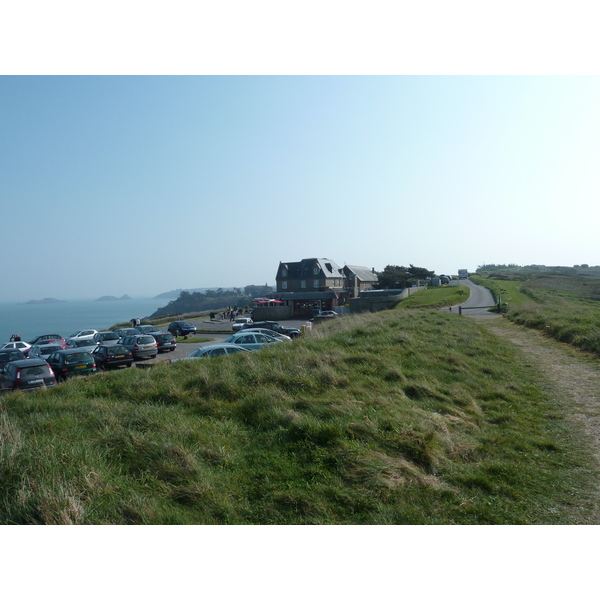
[448, 279, 500, 319]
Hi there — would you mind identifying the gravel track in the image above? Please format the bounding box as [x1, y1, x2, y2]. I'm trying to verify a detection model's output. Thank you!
[481, 317, 600, 522]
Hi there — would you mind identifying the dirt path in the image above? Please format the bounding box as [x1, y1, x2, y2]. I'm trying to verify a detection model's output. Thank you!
[479, 317, 600, 521]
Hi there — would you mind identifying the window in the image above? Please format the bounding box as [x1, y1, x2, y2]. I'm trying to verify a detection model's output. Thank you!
[282, 281, 287, 289]
[301, 280, 306, 288]
[313, 266, 319, 275]
[314, 279, 319, 288]
[282, 268, 287, 277]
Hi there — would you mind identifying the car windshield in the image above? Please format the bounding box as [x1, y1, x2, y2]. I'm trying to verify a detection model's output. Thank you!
[21, 365, 51, 377]
[137, 336, 155, 344]
[42, 346, 61, 354]
[0, 351, 23, 362]
[65, 352, 90, 364]
[101, 333, 119, 340]
[109, 346, 129, 356]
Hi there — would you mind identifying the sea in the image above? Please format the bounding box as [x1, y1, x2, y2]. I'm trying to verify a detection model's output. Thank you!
[0, 297, 169, 345]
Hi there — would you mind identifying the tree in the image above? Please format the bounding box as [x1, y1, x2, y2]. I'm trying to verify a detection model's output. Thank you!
[373, 265, 410, 289]
[244, 284, 273, 297]
[407, 264, 435, 280]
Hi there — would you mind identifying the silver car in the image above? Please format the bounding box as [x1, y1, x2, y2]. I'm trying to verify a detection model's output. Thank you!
[239, 328, 292, 341]
[222, 332, 282, 351]
[119, 334, 158, 360]
[174, 343, 251, 362]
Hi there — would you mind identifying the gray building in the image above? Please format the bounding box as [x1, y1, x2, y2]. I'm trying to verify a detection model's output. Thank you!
[271, 258, 378, 317]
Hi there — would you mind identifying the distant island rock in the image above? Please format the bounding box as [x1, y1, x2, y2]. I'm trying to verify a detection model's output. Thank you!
[20, 298, 66, 305]
[96, 295, 132, 301]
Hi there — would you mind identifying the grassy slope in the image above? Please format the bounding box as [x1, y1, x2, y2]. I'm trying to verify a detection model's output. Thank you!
[398, 285, 470, 309]
[1, 308, 597, 524]
[472, 274, 600, 356]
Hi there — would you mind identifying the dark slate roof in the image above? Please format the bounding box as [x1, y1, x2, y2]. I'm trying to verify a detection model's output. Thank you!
[344, 265, 379, 282]
[278, 258, 343, 279]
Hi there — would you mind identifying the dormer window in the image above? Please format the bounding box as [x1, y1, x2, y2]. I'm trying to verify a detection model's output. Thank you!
[313, 266, 319, 275]
[282, 268, 287, 277]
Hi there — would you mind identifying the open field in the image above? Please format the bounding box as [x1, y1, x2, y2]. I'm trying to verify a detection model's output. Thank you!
[1, 305, 598, 524]
[472, 272, 600, 356]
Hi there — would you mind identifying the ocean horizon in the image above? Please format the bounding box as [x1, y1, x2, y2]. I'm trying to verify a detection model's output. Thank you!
[0, 296, 169, 345]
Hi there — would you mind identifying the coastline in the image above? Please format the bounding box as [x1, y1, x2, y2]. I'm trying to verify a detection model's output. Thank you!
[0, 297, 166, 344]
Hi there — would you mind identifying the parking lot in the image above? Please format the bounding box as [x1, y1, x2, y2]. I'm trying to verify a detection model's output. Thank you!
[138, 316, 313, 366]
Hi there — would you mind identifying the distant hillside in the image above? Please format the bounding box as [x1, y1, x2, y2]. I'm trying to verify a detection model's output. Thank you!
[151, 285, 273, 317]
[150, 289, 250, 318]
[154, 288, 237, 300]
[476, 263, 600, 280]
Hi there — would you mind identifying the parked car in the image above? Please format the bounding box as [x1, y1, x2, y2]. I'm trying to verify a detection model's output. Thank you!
[223, 332, 283, 351]
[232, 317, 253, 331]
[35, 337, 68, 348]
[240, 328, 292, 341]
[315, 310, 338, 318]
[113, 327, 139, 339]
[65, 337, 98, 353]
[176, 343, 251, 361]
[0, 358, 56, 392]
[134, 324, 162, 335]
[239, 321, 301, 338]
[168, 321, 197, 337]
[92, 331, 121, 346]
[92, 344, 134, 370]
[28, 344, 65, 362]
[151, 332, 177, 353]
[119, 334, 158, 360]
[30, 334, 63, 345]
[0, 348, 27, 368]
[67, 329, 98, 341]
[1, 341, 32, 356]
[46, 349, 97, 382]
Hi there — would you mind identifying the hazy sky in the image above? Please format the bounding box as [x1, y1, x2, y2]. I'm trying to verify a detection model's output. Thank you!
[2, 75, 599, 301]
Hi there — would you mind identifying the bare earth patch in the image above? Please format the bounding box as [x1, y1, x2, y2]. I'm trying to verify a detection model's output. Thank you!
[480, 317, 600, 522]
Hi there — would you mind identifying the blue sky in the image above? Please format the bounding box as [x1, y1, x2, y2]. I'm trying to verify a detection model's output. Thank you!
[2, 75, 599, 301]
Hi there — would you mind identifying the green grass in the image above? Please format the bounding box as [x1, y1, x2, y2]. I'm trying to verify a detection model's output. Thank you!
[0, 309, 597, 524]
[472, 273, 600, 356]
[399, 285, 470, 309]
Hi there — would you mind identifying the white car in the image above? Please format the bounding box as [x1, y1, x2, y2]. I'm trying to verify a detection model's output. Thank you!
[2, 341, 32, 355]
[67, 329, 98, 341]
[315, 311, 338, 318]
[232, 317, 253, 331]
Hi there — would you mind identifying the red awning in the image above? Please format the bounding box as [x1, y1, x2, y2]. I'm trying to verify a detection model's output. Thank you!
[253, 298, 284, 304]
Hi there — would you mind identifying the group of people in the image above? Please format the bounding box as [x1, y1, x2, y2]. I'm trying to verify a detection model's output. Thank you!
[9, 334, 22, 342]
[130, 318, 141, 327]
[219, 309, 247, 321]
